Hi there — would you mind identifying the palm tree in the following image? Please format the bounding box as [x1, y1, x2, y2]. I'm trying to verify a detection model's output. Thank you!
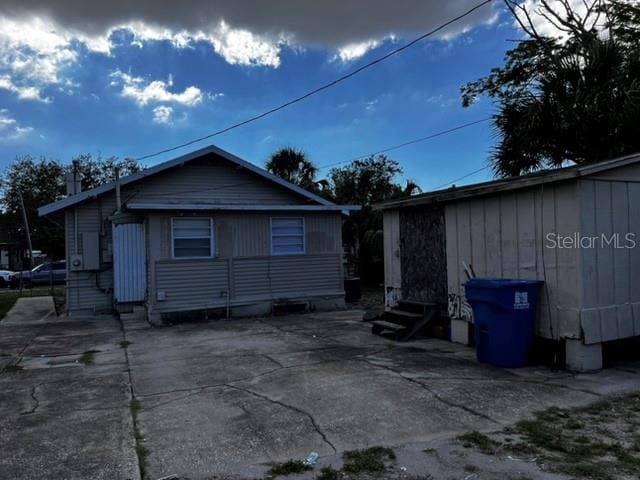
[266, 147, 318, 191]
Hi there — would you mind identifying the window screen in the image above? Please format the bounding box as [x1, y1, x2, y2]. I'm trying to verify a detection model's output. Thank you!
[172, 218, 213, 258]
[271, 217, 305, 255]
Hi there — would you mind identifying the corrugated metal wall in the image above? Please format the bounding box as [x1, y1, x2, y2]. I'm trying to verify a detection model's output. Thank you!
[578, 176, 640, 344]
[113, 223, 146, 303]
[445, 182, 581, 339]
[383, 210, 401, 307]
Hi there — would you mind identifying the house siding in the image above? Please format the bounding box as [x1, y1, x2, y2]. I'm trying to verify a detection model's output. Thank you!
[127, 155, 302, 205]
[147, 212, 344, 315]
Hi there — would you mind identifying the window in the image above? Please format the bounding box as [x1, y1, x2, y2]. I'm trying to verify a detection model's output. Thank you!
[271, 217, 305, 255]
[172, 218, 214, 258]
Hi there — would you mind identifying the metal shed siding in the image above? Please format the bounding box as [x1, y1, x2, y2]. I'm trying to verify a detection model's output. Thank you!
[445, 182, 581, 339]
[129, 156, 303, 205]
[578, 178, 640, 344]
[383, 210, 402, 306]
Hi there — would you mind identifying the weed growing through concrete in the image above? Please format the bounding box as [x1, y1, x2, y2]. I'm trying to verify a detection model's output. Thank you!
[129, 399, 149, 479]
[458, 431, 500, 454]
[267, 459, 311, 477]
[119, 340, 132, 348]
[315, 466, 341, 480]
[3, 364, 23, 372]
[78, 350, 98, 365]
[342, 446, 396, 473]
[460, 392, 640, 479]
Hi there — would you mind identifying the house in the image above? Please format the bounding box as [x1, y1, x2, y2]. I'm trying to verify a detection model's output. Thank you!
[39, 145, 358, 323]
[375, 153, 640, 371]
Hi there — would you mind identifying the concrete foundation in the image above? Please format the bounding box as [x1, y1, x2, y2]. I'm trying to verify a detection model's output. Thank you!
[565, 339, 603, 372]
[450, 318, 471, 345]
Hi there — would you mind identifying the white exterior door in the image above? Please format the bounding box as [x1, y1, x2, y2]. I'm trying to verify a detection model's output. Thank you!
[113, 223, 146, 303]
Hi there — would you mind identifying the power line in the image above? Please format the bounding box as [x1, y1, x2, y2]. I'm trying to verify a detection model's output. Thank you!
[432, 165, 489, 190]
[135, 0, 493, 162]
[318, 117, 491, 170]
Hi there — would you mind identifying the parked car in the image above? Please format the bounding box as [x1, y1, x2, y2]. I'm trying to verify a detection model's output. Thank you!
[0, 270, 14, 288]
[10, 261, 66, 288]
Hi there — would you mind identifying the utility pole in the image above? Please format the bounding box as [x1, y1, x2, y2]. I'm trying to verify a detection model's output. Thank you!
[18, 191, 33, 267]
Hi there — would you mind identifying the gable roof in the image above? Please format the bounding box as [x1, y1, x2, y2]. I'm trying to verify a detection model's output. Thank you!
[375, 152, 640, 211]
[39, 144, 335, 216]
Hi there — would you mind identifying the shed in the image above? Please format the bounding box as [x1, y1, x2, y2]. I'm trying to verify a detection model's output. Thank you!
[39, 145, 358, 323]
[375, 153, 640, 371]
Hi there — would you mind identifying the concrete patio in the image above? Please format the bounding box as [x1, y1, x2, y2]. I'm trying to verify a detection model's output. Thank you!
[1, 299, 640, 479]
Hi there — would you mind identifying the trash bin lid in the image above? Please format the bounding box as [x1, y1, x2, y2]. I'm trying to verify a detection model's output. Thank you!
[465, 277, 544, 288]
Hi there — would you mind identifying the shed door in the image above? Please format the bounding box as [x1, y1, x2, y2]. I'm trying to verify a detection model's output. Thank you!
[113, 223, 146, 303]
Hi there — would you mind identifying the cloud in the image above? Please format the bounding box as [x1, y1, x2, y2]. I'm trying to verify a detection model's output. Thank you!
[334, 39, 382, 62]
[110, 70, 204, 106]
[0, 109, 33, 141]
[152, 105, 173, 124]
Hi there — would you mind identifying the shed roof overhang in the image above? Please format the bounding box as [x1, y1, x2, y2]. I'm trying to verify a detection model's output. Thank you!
[374, 152, 640, 211]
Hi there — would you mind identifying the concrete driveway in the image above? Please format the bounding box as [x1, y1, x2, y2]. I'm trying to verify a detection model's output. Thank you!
[2, 300, 640, 479]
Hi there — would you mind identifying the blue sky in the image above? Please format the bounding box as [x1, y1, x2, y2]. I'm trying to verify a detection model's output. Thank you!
[0, 1, 524, 191]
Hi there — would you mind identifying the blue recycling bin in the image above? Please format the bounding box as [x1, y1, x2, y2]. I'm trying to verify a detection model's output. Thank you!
[464, 278, 544, 368]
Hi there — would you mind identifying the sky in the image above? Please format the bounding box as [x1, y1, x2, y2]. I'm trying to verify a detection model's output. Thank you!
[0, 1, 562, 191]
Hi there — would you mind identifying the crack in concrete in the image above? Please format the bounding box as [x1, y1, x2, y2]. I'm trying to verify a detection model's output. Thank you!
[404, 375, 604, 397]
[21, 385, 40, 415]
[139, 347, 390, 411]
[356, 356, 501, 425]
[226, 383, 338, 454]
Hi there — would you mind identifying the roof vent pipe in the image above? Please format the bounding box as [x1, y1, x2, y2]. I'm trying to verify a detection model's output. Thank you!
[66, 160, 81, 196]
[115, 167, 122, 212]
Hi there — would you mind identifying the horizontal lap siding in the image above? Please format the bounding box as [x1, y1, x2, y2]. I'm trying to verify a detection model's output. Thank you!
[154, 259, 229, 312]
[129, 156, 302, 205]
[65, 197, 116, 314]
[234, 255, 342, 297]
[152, 254, 342, 313]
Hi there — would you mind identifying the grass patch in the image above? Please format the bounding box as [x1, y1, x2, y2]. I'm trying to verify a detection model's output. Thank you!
[459, 393, 640, 479]
[315, 466, 341, 480]
[129, 398, 148, 479]
[3, 364, 23, 372]
[464, 464, 479, 473]
[458, 431, 500, 454]
[78, 350, 98, 365]
[119, 340, 132, 348]
[342, 446, 396, 474]
[267, 459, 311, 477]
[0, 292, 19, 321]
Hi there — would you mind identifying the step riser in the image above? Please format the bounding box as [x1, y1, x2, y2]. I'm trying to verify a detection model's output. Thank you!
[384, 311, 421, 326]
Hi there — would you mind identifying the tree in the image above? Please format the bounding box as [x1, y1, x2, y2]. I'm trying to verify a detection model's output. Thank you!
[329, 155, 419, 282]
[0, 154, 141, 261]
[266, 147, 319, 191]
[462, 0, 640, 177]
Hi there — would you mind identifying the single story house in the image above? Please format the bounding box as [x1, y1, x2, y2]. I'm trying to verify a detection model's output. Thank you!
[39, 145, 358, 323]
[375, 153, 640, 371]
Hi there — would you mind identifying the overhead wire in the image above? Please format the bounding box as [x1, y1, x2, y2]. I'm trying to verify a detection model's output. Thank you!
[134, 0, 494, 162]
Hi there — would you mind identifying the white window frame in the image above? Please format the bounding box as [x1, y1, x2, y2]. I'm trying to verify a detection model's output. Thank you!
[270, 217, 306, 256]
[171, 217, 215, 259]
